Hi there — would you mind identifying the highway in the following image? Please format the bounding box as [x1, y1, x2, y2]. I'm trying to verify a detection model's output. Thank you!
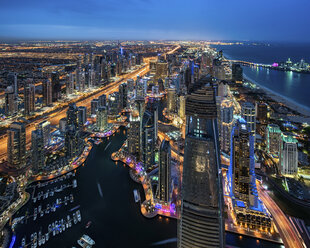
[257, 182, 305, 248]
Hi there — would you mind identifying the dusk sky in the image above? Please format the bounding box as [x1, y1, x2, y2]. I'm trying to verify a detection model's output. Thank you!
[0, 0, 309, 41]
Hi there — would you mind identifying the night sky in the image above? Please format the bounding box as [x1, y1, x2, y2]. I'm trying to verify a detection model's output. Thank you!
[0, 0, 309, 41]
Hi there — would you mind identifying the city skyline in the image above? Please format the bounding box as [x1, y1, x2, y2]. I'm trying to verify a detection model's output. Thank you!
[0, 0, 310, 41]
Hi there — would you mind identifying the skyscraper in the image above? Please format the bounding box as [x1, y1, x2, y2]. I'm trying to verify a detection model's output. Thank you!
[220, 100, 234, 154]
[7, 72, 18, 96]
[141, 110, 156, 170]
[167, 87, 177, 114]
[232, 63, 243, 82]
[128, 112, 140, 158]
[241, 102, 256, 138]
[5, 86, 18, 116]
[98, 94, 107, 108]
[135, 79, 147, 98]
[281, 133, 298, 175]
[66, 103, 79, 129]
[7, 122, 26, 168]
[37, 120, 51, 147]
[78, 106, 87, 128]
[66, 72, 75, 95]
[96, 106, 108, 131]
[108, 92, 120, 117]
[178, 95, 186, 119]
[266, 124, 282, 158]
[51, 71, 61, 102]
[178, 79, 225, 248]
[158, 139, 171, 202]
[119, 83, 128, 109]
[42, 79, 52, 107]
[31, 128, 45, 172]
[65, 125, 80, 158]
[91, 99, 100, 116]
[24, 81, 35, 116]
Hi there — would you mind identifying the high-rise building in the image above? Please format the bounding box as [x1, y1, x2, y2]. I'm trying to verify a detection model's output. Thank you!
[281, 133, 298, 175]
[158, 139, 171, 202]
[59, 118, 67, 133]
[178, 95, 186, 119]
[78, 106, 87, 128]
[108, 92, 120, 117]
[42, 79, 52, 107]
[37, 120, 51, 147]
[141, 110, 156, 170]
[24, 82, 35, 116]
[266, 124, 282, 158]
[91, 99, 100, 116]
[96, 106, 108, 131]
[31, 129, 45, 172]
[98, 94, 107, 108]
[155, 62, 168, 81]
[51, 71, 61, 102]
[179, 79, 225, 248]
[257, 102, 268, 124]
[220, 100, 234, 154]
[128, 112, 140, 158]
[230, 119, 256, 205]
[241, 102, 256, 138]
[66, 73, 75, 95]
[7, 72, 18, 96]
[135, 79, 147, 98]
[119, 83, 128, 109]
[7, 122, 26, 168]
[127, 79, 135, 94]
[65, 125, 80, 158]
[5, 86, 18, 116]
[167, 87, 177, 114]
[232, 64, 243, 82]
[66, 103, 79, 129]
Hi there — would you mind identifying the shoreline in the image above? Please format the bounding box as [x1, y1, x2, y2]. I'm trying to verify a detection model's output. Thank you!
[243, 74, 310, 121]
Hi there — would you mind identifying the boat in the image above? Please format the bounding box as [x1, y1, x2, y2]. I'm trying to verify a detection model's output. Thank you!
[21, 237, 26, 247]
[45, 232, 49, 241]
[76, 210, 81, 222]
[133, 189, 140, 203]
[77, 234, 95, 247]
[85, 221, 92, 229]
[73, 213, 77, 225]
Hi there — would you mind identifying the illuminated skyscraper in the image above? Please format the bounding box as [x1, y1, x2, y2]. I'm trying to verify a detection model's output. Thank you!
[98, 94, 107, 108]
[66, 103, 79, 129]
[24, 81, 35, 116]
[155, 62, 168, 81]
[141, 110, 156, 170]
[220, 100, 234, 154]
[231, 119, 256, 205]
[7, 72, 18, 96]
[96, 106, 108, 131]
[266, 124, 282, 158]
[135, 79, 147, 98]
[65, 125, 80, 158]
[128, 112, 140, 158]
[66, 73, 75, 95]
[167, 87, 177, 114]
[78, 106, 87, 128]
[5, 86, 18, 116]
[91, 99, 100, 116]
[158, 139, 171, 202]
[31, 128, 45, 172]
[281, 133, 298, 175]
[178, 95, 186, 119]
[232, 64, 243, 82]
[37, 120, 51, 147]
[108, 92, 120, 117]
[7, 122, 26, 168]
[42, 79, 52, 107]
[178, 79, 225, 248]
[241, 102, 256, 138]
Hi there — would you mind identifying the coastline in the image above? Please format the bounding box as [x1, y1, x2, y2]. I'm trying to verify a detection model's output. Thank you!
[243, 74, 310, 122]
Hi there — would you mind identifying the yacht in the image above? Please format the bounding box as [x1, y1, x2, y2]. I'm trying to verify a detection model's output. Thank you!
[133, 189, 140, 203]
[73, 213, 77, 225]
[77, 234, 95, 248]
[76, 210, 81, 222]
[21, 237, 26, 247]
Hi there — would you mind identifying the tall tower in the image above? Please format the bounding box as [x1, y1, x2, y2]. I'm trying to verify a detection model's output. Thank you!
[42, 79, 52, 107]
[24, 81, 35, 116]
[167, 87, 177, 114]
[220, 99, 234, 154]
[7, 122, 26, 168]
[281, 133, 298, 175]
[241, 102, 256, 138]
[51, 71, 61, 102]
[31, 128, 45, 172]
[119, 83, 128, 109]
[7, 72, 18, 96]
[37, 120, 51, 147]
[178, 78, 225, 248]
[128, 112, 140, 158]
[96, 106, 108, 131]
[78, 106, 87, 128]
[158, 139, 171, 202]
[5, 86, 18, 116]
[66, 103, 79, 129]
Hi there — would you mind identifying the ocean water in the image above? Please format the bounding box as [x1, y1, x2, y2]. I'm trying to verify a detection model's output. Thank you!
[212, 43, 310, 110]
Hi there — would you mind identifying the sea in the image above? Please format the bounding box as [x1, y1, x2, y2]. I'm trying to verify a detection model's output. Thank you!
[211, 43, 310, 111]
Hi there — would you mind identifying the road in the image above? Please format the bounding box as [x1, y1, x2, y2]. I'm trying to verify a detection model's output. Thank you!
[257, 182, 305, 248]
